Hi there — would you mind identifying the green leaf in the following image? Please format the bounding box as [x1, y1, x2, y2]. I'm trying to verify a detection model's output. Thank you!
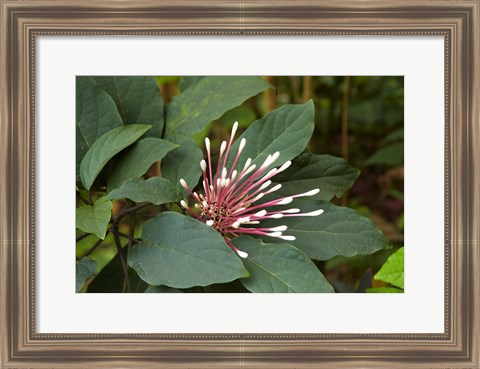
[80, 124, 151, 190]
[76, 257, 97, 292]
[374, 247, 404, 289]
[87, 252, 147, 293]
[76, 77, 123, 179]
[178, 76, 204, 91]
[106, 177, 177, 205]
[273, 152, 360, 201]
[161, 136, 203, 198]
[128, 212, 249, 288]
[261, 200, 389, 261]
[145, 286, 182, 293]
[227, 101, 315, 172]
[76, 197, 112, 239]
[165, 76, 271, 140]
[93, 76, 165, 138]
[234, 237, 334, 293]
[107, 138, 178, 191]
[364, 142, 404, 167]
[366, 287, 403, 293]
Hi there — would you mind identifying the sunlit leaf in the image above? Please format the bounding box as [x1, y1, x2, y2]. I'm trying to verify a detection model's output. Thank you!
[76, 197, 112, 239]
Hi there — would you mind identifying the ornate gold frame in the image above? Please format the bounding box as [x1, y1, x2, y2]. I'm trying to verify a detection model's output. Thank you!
[1, 1, 479, 368]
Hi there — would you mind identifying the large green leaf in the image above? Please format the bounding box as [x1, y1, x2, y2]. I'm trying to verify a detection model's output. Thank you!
[76, 257, 97, 292]
[76, 77, 123, 179]
[161, 136, 203, 198]
[80, 124, 151, 190]
[76, 197, 112, 239]
[234, 237, 334, 293]
[107, 138, 178, 191]
[93, 76, 165, 138]
[128, 212, 249, 288]
[178, 76, 204, 91]
[145, 286, 182, 293]
[227, 101, 315, 172]
[272, 152, 360, 201]
[106, 177, 177, 205]
[374, 247, 404, 289]
[261, 200, 389, 261]
[165, 76, 271, 140]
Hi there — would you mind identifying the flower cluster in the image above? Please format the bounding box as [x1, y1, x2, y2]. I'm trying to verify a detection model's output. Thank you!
[180, 122, 324, 258]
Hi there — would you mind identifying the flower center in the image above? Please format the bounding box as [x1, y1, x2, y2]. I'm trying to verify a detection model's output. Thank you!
[200, 200, 233, 234]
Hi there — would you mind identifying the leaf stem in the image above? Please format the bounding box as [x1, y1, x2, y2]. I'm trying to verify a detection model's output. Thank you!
[112, 226, 131, 293]
[118, 231, 141, 245]
[82, 238, 104, 258]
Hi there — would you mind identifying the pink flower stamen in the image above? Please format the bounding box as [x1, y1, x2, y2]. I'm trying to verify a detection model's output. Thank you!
[179, 122, 324, 258]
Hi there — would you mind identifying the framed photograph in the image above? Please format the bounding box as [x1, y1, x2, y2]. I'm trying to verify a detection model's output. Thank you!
[1, 1, 478, 368]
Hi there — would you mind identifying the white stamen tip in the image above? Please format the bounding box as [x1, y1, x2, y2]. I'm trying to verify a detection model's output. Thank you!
[205, 137, 211, 152]
[299, 189, 320, 197]
[232, 221, 241, 228]
[220, 141, 227, 154]
[271, 151, 280, 163]
[252, 193, 264, 202]
[236, 250, 248, 259]
[269, 225, 288, 232]
[278, 160, 292, 172]
[266, 184, 282, 194]
[283, 208, 301, 214]
[231, 170, 238, 180]
[280, 235, 296, 241]
[260, 180, 272, 190]
[180, 200, 188, 209]
[231, 121, 239, 137]
[254, 210, 267, 217]
[244, 164, 256, 176]
[302, 209, 325, 216]
[239, 138, 246, 152]
[206, 220, 214, 226]
[243, 158, 252, 171]
[267, 232, 283, 238]
[270, 214, 284, 219]
[278, 197, 293, 205]
[200, 160, 207, 171]
[179, 179, 188, 189]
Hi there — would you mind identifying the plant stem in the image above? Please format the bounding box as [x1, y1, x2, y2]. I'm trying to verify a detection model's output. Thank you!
[113, 226, 131, 293]
[263, 76, 276, 112]
[341, 76, 351, 207]
[82, 238, 104, 258]
[118, 231, 141, 245]
[302, 76, 313, 102]
[127, 215, 136, 252]
[76, 233, 90, 243]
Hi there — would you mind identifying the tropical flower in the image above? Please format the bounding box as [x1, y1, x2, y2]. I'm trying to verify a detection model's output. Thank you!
[180, 122, 324, 258]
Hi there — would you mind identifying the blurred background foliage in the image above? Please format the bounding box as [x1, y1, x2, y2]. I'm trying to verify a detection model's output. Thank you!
[78, 76, 404, 293]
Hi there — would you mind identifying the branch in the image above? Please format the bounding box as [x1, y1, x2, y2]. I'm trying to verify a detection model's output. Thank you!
[112, 226, 131, 293]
